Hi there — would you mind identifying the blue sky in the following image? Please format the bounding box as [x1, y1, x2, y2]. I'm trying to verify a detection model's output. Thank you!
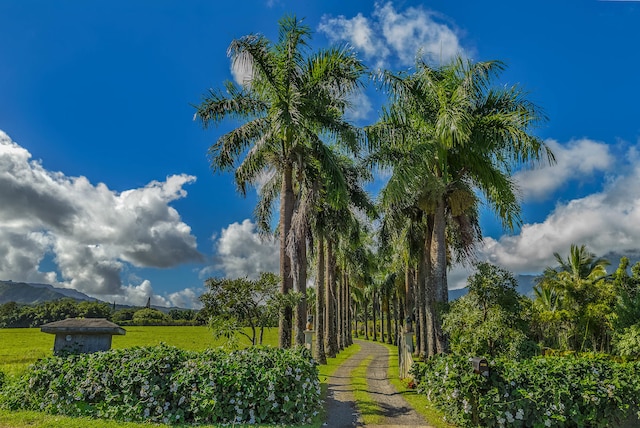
[1, 0, 639, 308]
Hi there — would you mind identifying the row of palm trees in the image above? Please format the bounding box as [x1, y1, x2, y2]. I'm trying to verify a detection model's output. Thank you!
[195, 16, 554, 359]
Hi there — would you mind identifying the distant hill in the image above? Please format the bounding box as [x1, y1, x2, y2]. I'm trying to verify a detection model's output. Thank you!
[0, 280, 186, 312]
[0, 280, 97, 305]
[448, 274, 538, 301]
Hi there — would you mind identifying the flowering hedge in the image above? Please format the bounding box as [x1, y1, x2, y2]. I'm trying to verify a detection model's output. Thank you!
[0, 344, 320, 425]
[411, 354, 640, 427]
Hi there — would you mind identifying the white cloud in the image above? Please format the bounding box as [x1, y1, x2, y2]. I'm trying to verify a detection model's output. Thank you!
[478, 146, 640, 274]
[206, 219, 279, 279]
[345, 90, 373, 122]
[319, 1, 465, 69]
[0, 130, 202, 301]
[514, 138, 614, 201]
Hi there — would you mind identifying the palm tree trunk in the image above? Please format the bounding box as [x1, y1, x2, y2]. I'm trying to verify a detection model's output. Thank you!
[279, 164, 294, 348]
[428, 207, 447, 354]
[364, 298, 369, 339]
[336, 266, 344, 350]
[342, 271, 350, 347]
[325, 238, 338, 357]
[394, 294, 400, 345]
[294, 231, 307, 347]
[372, 289, 378, 342]
[405, 262, 414, 332]
[386, 295, 393, 344]
[432, 197, 448, 304]
[315, 235, 326, 364]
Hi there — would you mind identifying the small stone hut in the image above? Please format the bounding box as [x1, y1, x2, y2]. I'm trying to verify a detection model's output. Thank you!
[41, 318, 126, 355]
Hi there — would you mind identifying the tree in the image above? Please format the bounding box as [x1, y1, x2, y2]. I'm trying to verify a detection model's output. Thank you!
[132, 308, 171, 326]
[368, 55, 553, 355]
[534, 244, 614, 352]
[200, 273, 279, 347]
[195, 15, 365, 348]
[443, 263, 536, 359]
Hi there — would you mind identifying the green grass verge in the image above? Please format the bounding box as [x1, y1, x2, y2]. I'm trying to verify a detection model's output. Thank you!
[379, 342, 457, 428]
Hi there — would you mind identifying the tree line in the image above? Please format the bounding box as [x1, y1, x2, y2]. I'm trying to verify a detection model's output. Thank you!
[0, 299, 203, 328]
[194, 14, 554, 360]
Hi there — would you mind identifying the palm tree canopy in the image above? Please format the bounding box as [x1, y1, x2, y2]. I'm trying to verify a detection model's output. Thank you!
[195, 15, 366, 198]
[368, 55, 554, 233]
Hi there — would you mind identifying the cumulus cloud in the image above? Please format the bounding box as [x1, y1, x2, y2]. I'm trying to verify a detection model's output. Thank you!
[319, 1, 465, 69]
[100, 279, 204, 309]
[514, 138, 614, 201]
[205, 219, 279, 279]
[478, 145, 640, 275]
[0, 130, 202, 301]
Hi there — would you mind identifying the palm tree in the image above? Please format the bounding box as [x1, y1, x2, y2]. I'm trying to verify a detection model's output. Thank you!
[195, 16, 365, 348]
[536, 244, 613, 351]
[368, 55, 553, 354]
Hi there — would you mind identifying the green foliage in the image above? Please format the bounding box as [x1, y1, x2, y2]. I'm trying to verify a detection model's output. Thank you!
[200, 273, 281, 347]
[614, 324, 640, 357]
[533, 244, 616, 353]
[443, 263, 537, 359]
[1, 344, 320, 425]
[0, 299, 112, 328]
[111, 308, 136, 324]
[131, 308, 171, 326]
[412, 354, 640, 427]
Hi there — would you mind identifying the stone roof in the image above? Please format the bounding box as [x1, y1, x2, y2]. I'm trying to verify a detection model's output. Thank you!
[41, 318, 126, 335]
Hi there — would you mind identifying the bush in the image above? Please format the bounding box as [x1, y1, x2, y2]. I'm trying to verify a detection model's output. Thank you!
[0, 344, 320, 425]
[131, 308, 172, 326]
[411, 354, 640, 427]
[614, 324, 640, 357]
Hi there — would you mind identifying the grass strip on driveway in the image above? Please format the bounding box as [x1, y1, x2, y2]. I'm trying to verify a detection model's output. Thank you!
[351, 355, 385, 425]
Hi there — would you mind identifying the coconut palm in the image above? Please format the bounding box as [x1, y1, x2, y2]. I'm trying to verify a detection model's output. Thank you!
[195, 15, 365, 348]
[368, 55, 553, 354]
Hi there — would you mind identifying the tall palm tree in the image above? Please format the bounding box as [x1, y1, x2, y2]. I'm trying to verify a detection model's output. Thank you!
[368, 55, 553, 354]
[195, 16, 365, 348]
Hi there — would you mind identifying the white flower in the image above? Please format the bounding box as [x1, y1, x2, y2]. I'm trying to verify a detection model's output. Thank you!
[516, 408, 524, 420]
[545, 419, 552, 427]
[505, 411, 514, 423]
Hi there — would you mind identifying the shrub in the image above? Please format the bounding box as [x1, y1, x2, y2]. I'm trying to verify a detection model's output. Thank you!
[614, 324, 640, 357]
[131, 308, 172, 325]
[0, 344, 320, 425]
[412, 354, 640, 427]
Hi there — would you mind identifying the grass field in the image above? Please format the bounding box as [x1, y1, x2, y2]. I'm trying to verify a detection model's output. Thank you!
[0, 326, 278, 375]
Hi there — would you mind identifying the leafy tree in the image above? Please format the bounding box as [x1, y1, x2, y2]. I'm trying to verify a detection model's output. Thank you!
[195, 15, 365, 348]
[112, 308, 137, 324]
[200, 273, 280, 347]
[443, 263, 536, 359]
[611, 257, 640, 356]
[132, 308, 171, 326]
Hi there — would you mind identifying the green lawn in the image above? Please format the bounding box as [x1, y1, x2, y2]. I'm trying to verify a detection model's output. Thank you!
[0, 326, 278, 375]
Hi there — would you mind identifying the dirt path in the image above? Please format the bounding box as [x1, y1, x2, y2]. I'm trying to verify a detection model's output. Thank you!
[324, 339, 434, 427]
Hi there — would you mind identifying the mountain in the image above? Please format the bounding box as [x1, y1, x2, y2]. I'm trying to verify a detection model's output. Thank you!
[0, 280, 96, 305]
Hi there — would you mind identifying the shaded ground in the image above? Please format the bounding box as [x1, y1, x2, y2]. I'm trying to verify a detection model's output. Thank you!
[324, 339, 434, 427]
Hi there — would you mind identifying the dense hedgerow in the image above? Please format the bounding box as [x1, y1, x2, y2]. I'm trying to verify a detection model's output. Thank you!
[0, 344, 320, 425]
[411, 354, 640, 427]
